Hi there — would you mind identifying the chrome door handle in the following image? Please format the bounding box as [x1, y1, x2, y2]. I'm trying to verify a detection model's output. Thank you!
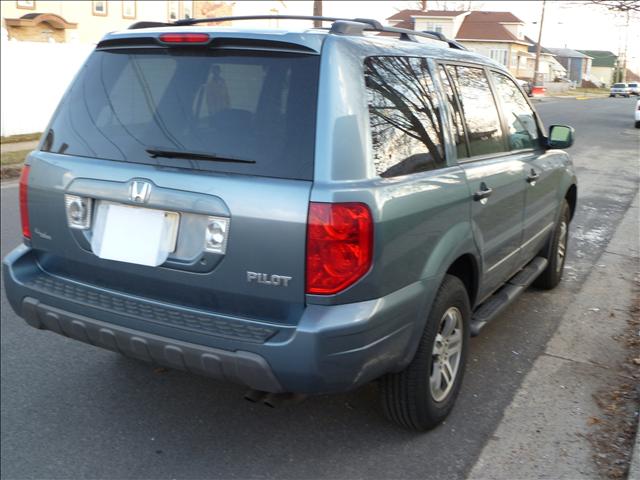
[473, 183, 493, 202]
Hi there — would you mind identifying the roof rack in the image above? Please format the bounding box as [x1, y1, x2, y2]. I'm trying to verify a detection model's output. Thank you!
[128, 15, 467, 50]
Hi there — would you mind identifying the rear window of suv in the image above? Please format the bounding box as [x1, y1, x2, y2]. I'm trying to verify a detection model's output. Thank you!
[612, 83, 627, 88]
[41, 48, 320, 180]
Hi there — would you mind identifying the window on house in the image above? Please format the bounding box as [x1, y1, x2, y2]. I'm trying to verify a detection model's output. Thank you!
[16, 1, 35, 9]
[365, 56, 446, 177]
[122, 1, 136, 19]
[92, 1, 107, 16]
[426, 22, 443, 34]
[168, 0, 179, 21]
[490, 49, 508, 67]
[446, 65, 506, 157]
[183, 1, 193, 19]
[491, 72, 539, 150]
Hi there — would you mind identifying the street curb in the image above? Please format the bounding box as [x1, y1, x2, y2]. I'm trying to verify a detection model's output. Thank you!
[630, 425, 640, 480]
[467, 193, 640, 480]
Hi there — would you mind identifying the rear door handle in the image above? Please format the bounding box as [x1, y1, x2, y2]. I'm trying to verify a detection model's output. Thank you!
[473, 183, 493, 202]
[527, 169, 540, 183]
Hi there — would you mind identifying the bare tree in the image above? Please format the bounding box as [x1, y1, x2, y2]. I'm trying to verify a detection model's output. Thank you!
[582, 1, 639, 82]
[585, 0, 640, 12]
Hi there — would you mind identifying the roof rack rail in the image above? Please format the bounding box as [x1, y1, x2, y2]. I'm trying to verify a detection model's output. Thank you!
[128, 15, 465, 50]
[421, 30, 468, 50]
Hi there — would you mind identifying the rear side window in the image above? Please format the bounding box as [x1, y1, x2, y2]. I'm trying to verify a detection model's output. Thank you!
[446, 65, 506, 157]
[42, 48, 320, 180]
[365, 56, 446, 178]
[491, 72, 539, 150]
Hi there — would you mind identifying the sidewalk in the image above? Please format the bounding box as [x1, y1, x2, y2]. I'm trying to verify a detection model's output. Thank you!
[0, 140, 38, 153]
[468, 193, 640, 479]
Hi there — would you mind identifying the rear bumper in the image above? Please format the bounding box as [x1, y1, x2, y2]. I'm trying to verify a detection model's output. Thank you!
[3, 245, 432, 394]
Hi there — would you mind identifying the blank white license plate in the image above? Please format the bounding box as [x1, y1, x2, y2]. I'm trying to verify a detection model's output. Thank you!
[90, 202, 179, 267]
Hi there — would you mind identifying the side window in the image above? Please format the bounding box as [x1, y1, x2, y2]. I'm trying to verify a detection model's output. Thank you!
[446, 65, 506, 157]
[365, 56, 445, 178]
[438, 65, 468, 159]
[491, 72, 539, 150]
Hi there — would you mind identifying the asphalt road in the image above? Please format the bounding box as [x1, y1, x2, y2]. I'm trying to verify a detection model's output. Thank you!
[1, 97, 639, 480]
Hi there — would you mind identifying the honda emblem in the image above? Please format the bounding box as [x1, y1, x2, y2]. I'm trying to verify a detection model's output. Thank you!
[129, 180, 152, 203]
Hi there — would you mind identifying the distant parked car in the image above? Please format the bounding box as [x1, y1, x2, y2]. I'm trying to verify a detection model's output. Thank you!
[610, 83, 631, 97]
[635, 99, 640, 128]
[628, 82, 639, 96]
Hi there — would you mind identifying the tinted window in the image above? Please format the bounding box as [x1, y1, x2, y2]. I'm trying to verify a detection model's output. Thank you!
[42, 48, 320, 180]
[491, 72, 539, 150]
[438, 65, 468, 159]
[446, 65, 506, 157]
[365, 56, 445, 177]
[613, 83, 627, 88]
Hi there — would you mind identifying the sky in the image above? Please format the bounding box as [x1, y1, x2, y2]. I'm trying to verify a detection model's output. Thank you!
[236, 1, 640, 73]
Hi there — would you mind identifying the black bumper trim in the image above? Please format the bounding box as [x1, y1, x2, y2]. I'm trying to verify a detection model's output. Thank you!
[21, 297, 284, 393]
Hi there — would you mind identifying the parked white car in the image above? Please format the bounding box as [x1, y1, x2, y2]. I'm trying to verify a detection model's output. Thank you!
[635, 99, 640, 128]
[628, 82, 639, 96]
[610, 83, 631, 97]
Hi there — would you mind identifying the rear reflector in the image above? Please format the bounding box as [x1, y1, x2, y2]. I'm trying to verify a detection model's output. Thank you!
[306, 202, 373, 295]
[19, 165, 30, 239]
[159, 33, 210, 44]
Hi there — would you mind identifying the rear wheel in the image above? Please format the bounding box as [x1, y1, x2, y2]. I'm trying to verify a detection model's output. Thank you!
[379, 275, 470, 431]
[534, 200, 570, 290]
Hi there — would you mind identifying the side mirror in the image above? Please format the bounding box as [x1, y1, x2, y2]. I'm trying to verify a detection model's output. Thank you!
[547, 124, 575, 149]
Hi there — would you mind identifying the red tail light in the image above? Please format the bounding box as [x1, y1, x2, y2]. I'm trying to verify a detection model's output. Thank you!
[159, 33, 210, 44]
[19, 165, 31, 239]
[306, 202, 373, 295]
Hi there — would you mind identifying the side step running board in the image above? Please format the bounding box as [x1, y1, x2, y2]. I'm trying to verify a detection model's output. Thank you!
[470, 256, 548, 337]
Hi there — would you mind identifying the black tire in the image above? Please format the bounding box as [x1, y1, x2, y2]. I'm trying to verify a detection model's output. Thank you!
[635, 121, 640, 129]
[534, 200, 570, 290]
[379, 275, 470, 431]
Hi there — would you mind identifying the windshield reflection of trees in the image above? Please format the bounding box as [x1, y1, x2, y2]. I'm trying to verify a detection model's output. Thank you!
[365, 57, 444, 177]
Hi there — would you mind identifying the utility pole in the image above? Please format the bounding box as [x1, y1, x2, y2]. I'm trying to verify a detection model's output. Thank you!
[533, 0, 546, 87]
[313, 0, 322, 28]
[622, 9, 630, 81]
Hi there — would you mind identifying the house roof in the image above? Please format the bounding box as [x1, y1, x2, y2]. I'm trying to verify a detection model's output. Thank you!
[525, 36, 554, 54]
[455, 11, 528, 44]
[577, 50, 617, 68]
[387, 9, 467, 21]
[546, 48, 592, 59]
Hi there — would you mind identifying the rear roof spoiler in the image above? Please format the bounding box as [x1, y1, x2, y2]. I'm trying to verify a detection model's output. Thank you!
[127, 15, 467, 50]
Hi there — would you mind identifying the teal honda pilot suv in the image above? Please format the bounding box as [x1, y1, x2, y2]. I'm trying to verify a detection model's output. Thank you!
[3, 15, 577, 430]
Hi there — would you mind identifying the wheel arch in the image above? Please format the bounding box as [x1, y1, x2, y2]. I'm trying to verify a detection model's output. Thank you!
[565, 184, 577, 221]
[445, 253, 479, 309]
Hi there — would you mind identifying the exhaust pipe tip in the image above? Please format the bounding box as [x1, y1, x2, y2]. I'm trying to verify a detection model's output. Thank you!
[263, 392, 307, 408]
[244, 389, 267, 403]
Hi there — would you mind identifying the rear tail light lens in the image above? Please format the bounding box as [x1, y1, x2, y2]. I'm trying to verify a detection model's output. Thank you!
[19, 165, 30, 239]
[159, 33, 210, 44]
[64, 194, 92, 230]
[306, 202, 373, 295]
[204, 216, 229, 254]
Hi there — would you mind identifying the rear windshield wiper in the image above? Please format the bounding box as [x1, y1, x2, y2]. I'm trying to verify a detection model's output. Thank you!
[146, 148, 256, 164]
